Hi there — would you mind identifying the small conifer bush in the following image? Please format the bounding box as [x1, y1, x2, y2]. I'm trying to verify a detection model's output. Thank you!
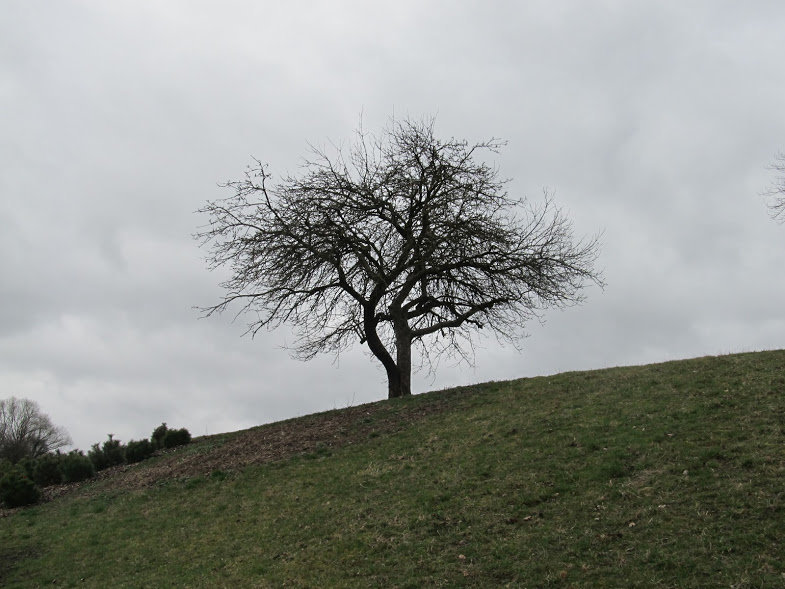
[162, 428, 191, 449]
[88, 443, 108, 471]
[60, 451, 94, 483]
[89, 434, 126, 471]
[17, 457, 37, 480]
[32, 453, 64, 487]
[0, 466, 41, 508]
[151, 423, 168, 449]
[125, 439, 155, 463]
[0, 459, 12, 479]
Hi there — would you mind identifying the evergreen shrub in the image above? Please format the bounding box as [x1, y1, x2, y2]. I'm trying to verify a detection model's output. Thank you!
[17, 457, 36, 480]
[0, 466, 41, 508]
[60, 451, 94, 483]
[0, 459, 12, 479]
[89, 435, 126, 471]
[125, 439, 155, 463]
[162, 428, 191, 449]
[151, 423, 168, 449]
[32, 453, 64, 487]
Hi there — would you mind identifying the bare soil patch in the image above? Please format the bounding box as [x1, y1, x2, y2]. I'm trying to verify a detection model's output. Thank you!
[39, 393, 456, 502]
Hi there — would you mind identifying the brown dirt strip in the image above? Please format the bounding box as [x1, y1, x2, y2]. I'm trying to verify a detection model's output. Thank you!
[21, 392, 458, 507]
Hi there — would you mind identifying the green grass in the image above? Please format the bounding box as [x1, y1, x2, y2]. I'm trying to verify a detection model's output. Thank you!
[2, 350, 784, 587]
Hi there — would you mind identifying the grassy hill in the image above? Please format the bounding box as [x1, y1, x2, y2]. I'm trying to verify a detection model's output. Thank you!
[2, 350, 784, 587]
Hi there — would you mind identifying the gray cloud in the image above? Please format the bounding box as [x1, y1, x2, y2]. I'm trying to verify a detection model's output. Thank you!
[2, 1, 784, 450]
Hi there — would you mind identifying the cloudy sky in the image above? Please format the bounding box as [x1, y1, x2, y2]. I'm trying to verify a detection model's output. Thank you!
[2, 1, 784, 451]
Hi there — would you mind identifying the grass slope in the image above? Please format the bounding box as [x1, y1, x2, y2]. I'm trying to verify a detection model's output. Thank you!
[1, 350, 784, 588]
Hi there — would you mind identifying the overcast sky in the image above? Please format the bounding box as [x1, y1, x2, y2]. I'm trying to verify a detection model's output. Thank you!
[2, 1, 784, 451]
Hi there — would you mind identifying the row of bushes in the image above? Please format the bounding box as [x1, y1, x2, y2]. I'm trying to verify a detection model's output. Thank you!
[88, 424, 191, 471]
[0, 423, 191, 509]
[0, 450, 95, 507]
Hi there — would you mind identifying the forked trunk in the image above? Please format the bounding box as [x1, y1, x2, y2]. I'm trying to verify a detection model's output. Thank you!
[363, 306, 412, 399]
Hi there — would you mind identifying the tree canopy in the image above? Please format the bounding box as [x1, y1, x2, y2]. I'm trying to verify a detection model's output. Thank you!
[0, 397, 72, 463]
[197, 117, 603, 398]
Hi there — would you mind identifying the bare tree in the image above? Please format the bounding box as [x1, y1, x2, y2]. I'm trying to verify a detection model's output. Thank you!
[0, 397, 72, 463]
[764, 152, 785, 221]
[197, 117, 603, 398]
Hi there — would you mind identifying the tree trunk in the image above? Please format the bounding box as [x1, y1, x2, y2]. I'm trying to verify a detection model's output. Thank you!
[390, 321, 412, 398]
[386, 365, 403, 399]
[362, 305, 408, 399]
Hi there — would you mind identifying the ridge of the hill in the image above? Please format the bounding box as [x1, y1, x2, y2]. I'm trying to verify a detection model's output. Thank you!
[3, 349, 784, 587]
[49, 348, 783, 500]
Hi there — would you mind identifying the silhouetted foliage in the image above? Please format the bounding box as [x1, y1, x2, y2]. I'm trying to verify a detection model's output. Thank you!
[162, 428, 191, 449]
[151, 423, 168, 449]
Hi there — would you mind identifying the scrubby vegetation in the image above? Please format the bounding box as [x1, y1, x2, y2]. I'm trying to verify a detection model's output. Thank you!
[59, 451, 94, 483]
[0, 464, 41, 508]
[0, 423, 190, 509]
[162, 427, 191, 449]
[27, 453, 62, 487]
[88, 435, 126, 471]
[125, 439, 155, 464]
[151, 422, 168, 449]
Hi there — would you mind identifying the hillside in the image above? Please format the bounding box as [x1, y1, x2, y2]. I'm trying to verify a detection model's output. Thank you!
[2, 350, 784, 587]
